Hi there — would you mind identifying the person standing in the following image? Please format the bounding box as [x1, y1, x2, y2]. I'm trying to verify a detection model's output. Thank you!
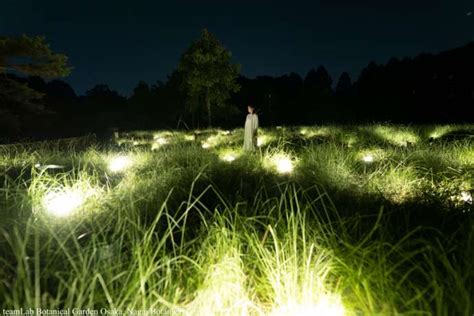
[243, 104, 259, 151]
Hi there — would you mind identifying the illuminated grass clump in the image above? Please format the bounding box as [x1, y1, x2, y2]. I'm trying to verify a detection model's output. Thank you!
[186, 228, 259, 315]
[358, 148, 387, 164]
[371, 167, 423, 203]
[257, 131, 277, 147]
[373, 125, 420, 146]
[108, 155, 133, 173]
[29, 170, 104, 219]
[263, 152, 297, 174]
[429, 125, 454, 139]
[218, 148, 243, 163]
[41, 187, 100, 218]
[299, 126, 338, 138]
[202, 134, 224, 149]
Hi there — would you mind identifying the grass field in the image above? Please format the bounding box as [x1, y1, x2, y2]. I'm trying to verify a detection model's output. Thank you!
[0, 124, 472, 315]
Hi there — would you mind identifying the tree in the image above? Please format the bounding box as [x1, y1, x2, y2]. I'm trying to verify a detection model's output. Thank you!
[177, 29, 240, 127]
[0, 35, 71, 77]
[275, 73, 303, 124]
[128, 81, 151, 111]
[335, 72, 352, 96]
[82, 84, 127, 131]
[0, 35, 72, 137]
[304, 66, 333, 97]
[302, 66, 333, 121]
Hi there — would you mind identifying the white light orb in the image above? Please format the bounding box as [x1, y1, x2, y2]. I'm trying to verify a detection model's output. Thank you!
[202, 142, 211, 149]
[108, 156, 132, 173]
[362, 155, 374, 163]
[152, 137, 168, 150]
[42, 190, 85, 217]
[222, 154, 236, 162]
[156, 137, 168, 145]
[461, 191, 472, 204]
[273, 155, 294, 174]
[184, 134, 196, 141]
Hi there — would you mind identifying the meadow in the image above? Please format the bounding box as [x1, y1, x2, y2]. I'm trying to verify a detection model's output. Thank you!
[0, 124, 472, 315]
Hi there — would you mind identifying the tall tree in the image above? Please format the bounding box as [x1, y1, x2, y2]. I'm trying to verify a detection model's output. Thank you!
[335, 72, 352, 96]
[128, 81, 152, 112]
[0, 35, 71, 76]
[0, 35, 72, 136]
[177, 29, 240, 127]
[304, 65, 333, 97]
[302, 66, 333, 121]
[82, 84, 127, 131]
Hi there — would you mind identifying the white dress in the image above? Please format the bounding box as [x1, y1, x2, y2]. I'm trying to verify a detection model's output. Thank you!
[243, 113, 259, 151]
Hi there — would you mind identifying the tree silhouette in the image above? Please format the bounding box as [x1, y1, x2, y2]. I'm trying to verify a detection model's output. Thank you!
[304, 66, 333, 97]
[177, 29, 240, 127]
[0, 35, 71, 137]
[276, 73, 303, 124]
[335, 72, 352, 96]
[302, 66, 333, 121]
[82, 84, 126, 132]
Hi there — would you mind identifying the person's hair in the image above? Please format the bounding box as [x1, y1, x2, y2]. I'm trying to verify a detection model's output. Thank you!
[248, 104, 255, 109]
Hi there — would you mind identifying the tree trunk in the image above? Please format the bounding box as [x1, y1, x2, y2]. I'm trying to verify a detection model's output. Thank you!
[206, 88, 212, 127]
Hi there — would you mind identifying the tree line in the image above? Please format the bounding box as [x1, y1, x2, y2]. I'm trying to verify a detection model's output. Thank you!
[1, 30, 473, 142]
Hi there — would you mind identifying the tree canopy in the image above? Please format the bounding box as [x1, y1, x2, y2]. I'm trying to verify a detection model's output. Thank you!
[177, 29, 240, 127]
[0, 34, 71, 77]
[0, 35, 72, 137]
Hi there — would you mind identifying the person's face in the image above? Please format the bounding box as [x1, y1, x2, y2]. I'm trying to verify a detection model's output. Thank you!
[248, 106, 254, 114]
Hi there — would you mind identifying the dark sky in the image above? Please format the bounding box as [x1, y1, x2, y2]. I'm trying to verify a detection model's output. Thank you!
[2, 0, 473, 96]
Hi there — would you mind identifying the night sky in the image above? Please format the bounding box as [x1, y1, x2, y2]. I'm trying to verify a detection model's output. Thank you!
[2, 0, 473, 96]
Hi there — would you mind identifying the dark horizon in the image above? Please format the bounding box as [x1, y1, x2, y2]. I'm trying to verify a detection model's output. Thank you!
[2, 0, 473, 96]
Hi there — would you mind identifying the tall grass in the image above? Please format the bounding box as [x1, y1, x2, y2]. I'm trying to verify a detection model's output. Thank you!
[0, 124, 472, 315]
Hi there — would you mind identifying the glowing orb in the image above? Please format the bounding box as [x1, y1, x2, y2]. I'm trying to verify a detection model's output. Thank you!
[156, 137, 168, 145]
[461, 191, 472, 204]
[222, 154, 236, 162]
[152, 137, 168, 150]
[362, 155, 374, 163]
[202, 142, 211, 149]
[273, 155, 294, 174]
[108, 156, 132, 173]
[257, 136, 270, 147]
[42, 190, 85, 217]
[184, 134, 196, 141]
